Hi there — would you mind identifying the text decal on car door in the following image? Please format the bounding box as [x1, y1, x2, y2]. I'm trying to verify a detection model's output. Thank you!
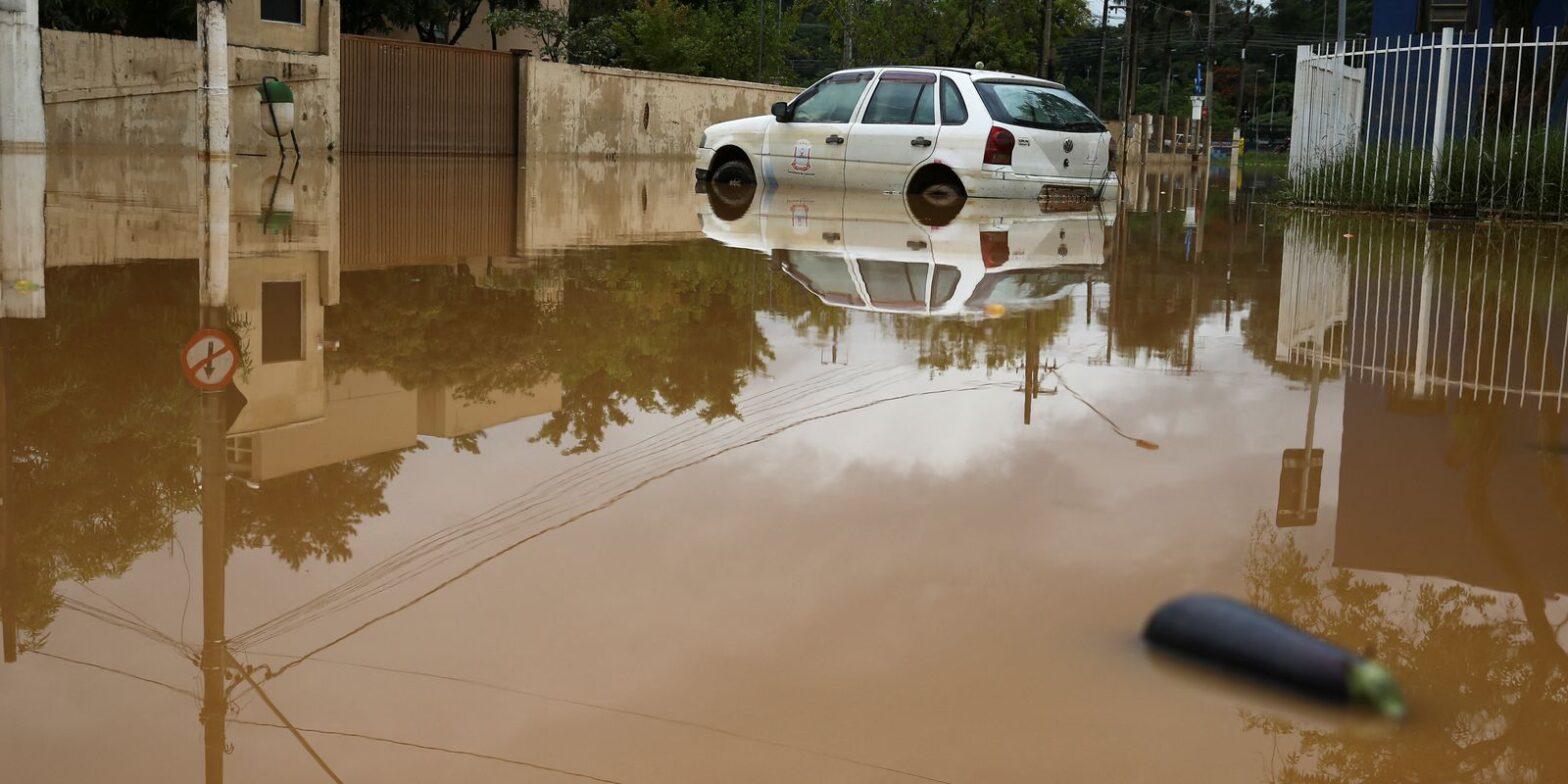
[791, 140, 813, 174]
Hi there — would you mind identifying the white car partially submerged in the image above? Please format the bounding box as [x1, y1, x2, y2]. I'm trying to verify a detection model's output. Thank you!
[696, 67, 1118, 202]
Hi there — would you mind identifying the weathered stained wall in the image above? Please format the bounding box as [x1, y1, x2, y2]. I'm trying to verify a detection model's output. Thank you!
[38, 27, 339, 154]
[43, 151, 338, 267]
[227, 0, 330, 54]
[522, 60, 796, 157]
[519, 157, 703, 251]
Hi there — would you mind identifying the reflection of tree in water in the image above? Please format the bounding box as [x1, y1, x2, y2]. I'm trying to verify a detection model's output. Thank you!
[1243, 401, 1568, 784]
[3, 265, 200, 641]
[328, 266, 551, 402]
[225, 446, 420, 569]
[330, 245, 782, 455]
[1, 265, 403, 642]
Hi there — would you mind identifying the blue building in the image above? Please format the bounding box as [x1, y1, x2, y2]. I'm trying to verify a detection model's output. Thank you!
[1372, 0, 1568, 37]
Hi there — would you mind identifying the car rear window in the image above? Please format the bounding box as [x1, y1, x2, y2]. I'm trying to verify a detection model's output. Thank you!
[973, 82, 1105, 133]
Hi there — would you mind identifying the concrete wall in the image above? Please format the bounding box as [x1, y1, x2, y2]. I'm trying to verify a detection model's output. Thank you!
[37, 7, 339, 154]
[228, 0, 330, 54]
[44, 151, 338, 267]
[521, 60, 797, 157]
[519, 157, 703, 250]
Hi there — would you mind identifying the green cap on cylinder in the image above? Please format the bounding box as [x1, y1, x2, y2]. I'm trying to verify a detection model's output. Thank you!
[1347, 660, 1407, 719]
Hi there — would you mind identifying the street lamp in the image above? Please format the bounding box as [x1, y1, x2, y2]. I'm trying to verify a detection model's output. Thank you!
[1270, 52, 1287, 122]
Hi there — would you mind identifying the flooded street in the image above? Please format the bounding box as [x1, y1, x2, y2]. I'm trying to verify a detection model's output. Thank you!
[1, 151, 1566, 783]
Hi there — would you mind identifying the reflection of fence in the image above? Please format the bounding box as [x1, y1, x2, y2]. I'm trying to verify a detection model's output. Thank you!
[1279, 213, 1568, 407]
[1113, 114, 1207, 163]
[1290, 29, 1568, 217]
[341, 156, 517, 269]
[342, 36, 518, 155]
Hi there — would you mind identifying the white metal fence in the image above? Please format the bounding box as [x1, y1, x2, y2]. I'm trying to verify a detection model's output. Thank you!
[1290, 27, 1568, 218]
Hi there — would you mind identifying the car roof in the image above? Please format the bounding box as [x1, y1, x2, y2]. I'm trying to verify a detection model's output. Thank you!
[832, 66, 1066, 90]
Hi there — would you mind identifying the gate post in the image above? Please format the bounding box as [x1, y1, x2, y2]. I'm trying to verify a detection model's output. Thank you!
[1429, 27, 1455, 202]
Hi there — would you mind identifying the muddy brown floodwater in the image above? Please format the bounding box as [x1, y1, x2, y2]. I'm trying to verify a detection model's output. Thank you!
[0, 151, 1565, 783]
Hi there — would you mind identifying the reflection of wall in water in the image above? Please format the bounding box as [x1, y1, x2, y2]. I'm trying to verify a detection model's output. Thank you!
[1335, 382, 1568, 596]
[1276, 215, 1568, 595]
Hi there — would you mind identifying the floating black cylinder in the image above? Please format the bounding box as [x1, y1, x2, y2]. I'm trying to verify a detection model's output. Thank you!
[1143, 594, 1405, 717]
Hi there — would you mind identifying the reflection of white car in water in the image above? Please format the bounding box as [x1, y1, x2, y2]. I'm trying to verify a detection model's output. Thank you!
[699, 184, 1111, 317]
[696, 67, 1118, 202]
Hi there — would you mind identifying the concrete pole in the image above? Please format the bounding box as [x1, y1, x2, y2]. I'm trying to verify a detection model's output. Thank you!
[1204, 0, 1215, 152]
[197, 0, 230, 158]
[200, 155, 231, 308]
[1038, 0, 1055, 80]
[0, 153, 45, 320]
[1429, 27, 1455, 202]
[1336, 0, 1346, 45]
[1094, 0, 1110, 114]
[0, 0, 46, 149]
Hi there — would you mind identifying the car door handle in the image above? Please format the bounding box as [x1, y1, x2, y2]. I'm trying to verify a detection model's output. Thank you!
[910, 137, 933, 147]
[825, 134, 845, 145]
[822, 231, 841, 242]
[906, 240, 928, 251]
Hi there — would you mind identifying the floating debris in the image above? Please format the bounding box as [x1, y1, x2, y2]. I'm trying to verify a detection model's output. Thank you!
[1144, 594, 1406, 718]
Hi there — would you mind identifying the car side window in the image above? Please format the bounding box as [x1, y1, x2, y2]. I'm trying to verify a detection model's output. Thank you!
[861, 72, 936, 125]
[940, 77, 968, 125]
[790, 71, 873, 123]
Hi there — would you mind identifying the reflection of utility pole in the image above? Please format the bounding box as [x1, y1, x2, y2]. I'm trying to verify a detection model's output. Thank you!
[0, 320, 14, 663]
[198, 363, 228, 784]
[1277, 363, 1324, 526]
[1024, 310, 1039, 424]
[197, 143, 232, 784]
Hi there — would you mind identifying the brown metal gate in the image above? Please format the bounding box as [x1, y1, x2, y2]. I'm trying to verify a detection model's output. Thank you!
[342, 35, 518, 155]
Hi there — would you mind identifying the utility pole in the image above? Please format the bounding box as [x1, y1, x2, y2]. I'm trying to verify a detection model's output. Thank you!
[1337, 0, 1346, 45]
[1204, 0, 1215, 152]
[1038, 0, 1056, 80]
[1094, 0, 1111, 114]
[1121, 0, 1139, 122]
[197, 0, 229, 158]
[757, 0, 765, 82]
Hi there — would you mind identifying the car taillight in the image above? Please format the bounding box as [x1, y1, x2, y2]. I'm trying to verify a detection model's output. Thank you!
[980, 230, 1010, 268]
[984, 126, 1015, 166]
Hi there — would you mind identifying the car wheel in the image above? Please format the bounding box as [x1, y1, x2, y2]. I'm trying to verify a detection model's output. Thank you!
[711, 158, 756, 186]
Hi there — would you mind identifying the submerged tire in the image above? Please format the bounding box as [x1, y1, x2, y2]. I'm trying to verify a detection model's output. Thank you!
[710, 158, 756, 186]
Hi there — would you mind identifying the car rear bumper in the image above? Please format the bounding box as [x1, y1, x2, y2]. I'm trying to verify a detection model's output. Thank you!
[964, 170, 1119, 201]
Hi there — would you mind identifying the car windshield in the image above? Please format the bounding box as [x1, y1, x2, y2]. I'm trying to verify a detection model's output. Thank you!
[974, 82, 1105, 133]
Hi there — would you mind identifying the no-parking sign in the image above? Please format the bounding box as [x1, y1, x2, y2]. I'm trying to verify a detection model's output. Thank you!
[181, 328, 238, 391]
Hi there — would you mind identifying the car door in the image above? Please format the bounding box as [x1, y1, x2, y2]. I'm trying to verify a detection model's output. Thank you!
[842, 71, 940, 194]
[763, 71, 874, 189]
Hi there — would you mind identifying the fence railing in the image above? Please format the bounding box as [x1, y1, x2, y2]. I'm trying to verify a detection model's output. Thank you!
[1290, 27, 1568, 218]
